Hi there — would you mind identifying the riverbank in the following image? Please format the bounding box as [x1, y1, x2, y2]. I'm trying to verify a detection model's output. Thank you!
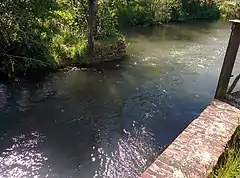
[1, 0, 127, 81]
[210, 126, 240, 178]
[1, 0, 239, 81]
[0, 0, 126, 81]
[141, 100, 240, 178]
[117, 0, 239, 27]
[0, 39, 127, 81]
[210, 92, 240, 177]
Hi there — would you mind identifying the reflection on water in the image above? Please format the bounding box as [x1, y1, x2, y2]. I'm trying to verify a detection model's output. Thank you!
[0, 21, 239, 178]
[0, 132, 47, 177]
[90, 126, 159, 178]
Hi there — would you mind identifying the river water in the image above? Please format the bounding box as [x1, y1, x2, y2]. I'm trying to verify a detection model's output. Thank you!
[0, 22, 240, 178]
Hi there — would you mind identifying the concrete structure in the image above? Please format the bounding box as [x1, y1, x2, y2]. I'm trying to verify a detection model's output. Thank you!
[141, 100, 240, 178]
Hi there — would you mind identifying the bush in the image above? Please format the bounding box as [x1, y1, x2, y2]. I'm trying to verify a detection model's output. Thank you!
[153, 0, 183, 22]
[0, 0, 122, 78]
[116, 0, 155, 26]
[115, 0, 221, 25]
[216, 0, 240, 19]
[0, 0, 238, 79]
[0, 0, 59, 77]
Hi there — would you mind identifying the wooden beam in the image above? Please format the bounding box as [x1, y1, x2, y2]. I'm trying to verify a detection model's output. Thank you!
[215, 20, 240, 100]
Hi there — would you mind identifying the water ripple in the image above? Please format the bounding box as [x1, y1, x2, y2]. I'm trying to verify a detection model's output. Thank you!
[0, 131, 47, 178]
[93, 126, 160, 178]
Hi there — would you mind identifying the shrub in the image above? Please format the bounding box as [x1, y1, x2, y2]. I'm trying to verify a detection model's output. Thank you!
[216, 0, 240, 19]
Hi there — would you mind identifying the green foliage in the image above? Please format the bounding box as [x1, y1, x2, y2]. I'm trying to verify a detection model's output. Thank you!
[49, 30, 87, 64]
[153, 0, 183, 22]
[0, 0, 59, 77]
[117, 0, 155, 26]
[97, 0, 119, 39]
[180, 0, 220, 20]
[216, 0, 240, 19]
[115, 0, 221, 25]
[0, 0, 238, 79]
[0, 0, 120, 78]
[210, 127, 240, 178]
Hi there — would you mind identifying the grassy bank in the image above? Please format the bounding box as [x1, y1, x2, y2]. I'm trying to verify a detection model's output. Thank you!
[0, 0, 125, 80]
[1, 0, 239, 80]
[210, 126, 240, 178]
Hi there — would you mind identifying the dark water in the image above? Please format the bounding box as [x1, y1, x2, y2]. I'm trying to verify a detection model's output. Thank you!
[0, 22, 240, 178]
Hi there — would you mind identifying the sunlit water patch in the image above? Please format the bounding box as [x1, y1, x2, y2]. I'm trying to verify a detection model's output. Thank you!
[0, 132, 48, 177]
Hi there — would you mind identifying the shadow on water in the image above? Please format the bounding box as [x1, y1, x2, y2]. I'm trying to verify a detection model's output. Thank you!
[0, 21, 237, 177]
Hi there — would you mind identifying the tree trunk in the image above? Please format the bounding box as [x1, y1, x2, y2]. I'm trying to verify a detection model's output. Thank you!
[87, 0, 96, 56]
[94, 0, 98, 38]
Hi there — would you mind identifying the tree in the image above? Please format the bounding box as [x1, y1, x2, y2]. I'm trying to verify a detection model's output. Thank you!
[87, 0, 97, 56]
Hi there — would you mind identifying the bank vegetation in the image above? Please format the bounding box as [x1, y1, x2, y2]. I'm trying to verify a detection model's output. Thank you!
[0, 0, 239, 79]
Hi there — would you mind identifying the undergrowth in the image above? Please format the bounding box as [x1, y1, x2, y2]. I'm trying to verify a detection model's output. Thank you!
[210, 126, 240, 178]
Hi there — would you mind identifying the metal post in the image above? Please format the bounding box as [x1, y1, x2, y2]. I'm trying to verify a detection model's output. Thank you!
[215, 20, 240, 100]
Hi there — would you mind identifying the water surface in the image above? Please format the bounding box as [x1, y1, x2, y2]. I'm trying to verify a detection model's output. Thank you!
[0, 21, 239, 178]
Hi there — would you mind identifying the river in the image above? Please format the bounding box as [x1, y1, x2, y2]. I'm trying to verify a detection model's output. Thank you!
[0, 21, 240, 178]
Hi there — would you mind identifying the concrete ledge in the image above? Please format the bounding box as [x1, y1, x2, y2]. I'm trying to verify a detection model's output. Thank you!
[141, 99, 240, 178]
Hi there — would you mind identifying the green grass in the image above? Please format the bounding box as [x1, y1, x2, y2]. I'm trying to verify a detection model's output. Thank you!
[210, 126, 240, 178]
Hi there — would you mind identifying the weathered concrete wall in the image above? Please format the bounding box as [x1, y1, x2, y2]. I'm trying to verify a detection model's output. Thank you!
[141, 99, 240, 178]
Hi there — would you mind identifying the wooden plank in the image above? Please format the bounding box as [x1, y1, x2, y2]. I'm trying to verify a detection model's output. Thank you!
[215, 21, 240, 100]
